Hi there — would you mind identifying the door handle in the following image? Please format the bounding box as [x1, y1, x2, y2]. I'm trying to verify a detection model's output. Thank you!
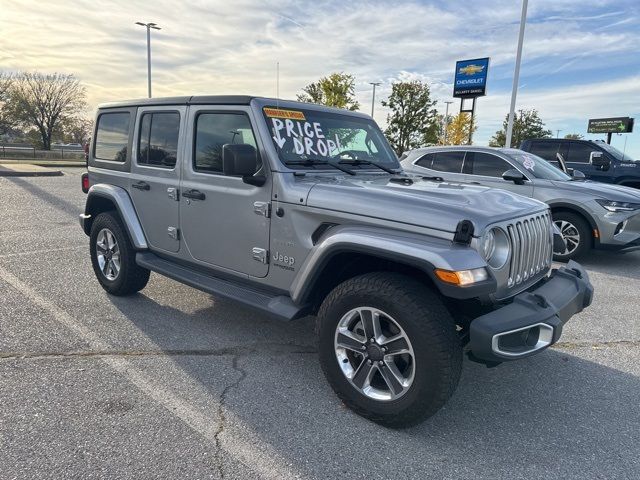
[182, 189, 205, 200]
[132, 181, 150, 191]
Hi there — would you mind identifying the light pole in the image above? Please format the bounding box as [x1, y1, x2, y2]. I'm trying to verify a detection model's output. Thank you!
[369, 82, 381, 118]
[505, 0, 528, 148]
[135, 22, 161, 98]
[556, 129, 562, 138]
[443, 101, 453, 144]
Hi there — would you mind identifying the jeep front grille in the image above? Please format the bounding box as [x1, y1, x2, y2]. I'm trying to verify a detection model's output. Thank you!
[506, 212, 553, 288]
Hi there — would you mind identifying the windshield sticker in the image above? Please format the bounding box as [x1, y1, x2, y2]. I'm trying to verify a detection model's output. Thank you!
[263, 108, 306, 121]
[270, 117, 342, 156]
[523, 156, 535, 171]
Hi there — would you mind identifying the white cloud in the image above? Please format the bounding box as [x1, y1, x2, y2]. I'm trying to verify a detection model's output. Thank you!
[0, 0, 638, 155]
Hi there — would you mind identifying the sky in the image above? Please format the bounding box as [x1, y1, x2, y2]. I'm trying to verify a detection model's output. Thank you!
[1, 0, 639, 157]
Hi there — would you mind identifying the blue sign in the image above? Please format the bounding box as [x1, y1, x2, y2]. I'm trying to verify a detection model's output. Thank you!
[453, 57, 490, 98]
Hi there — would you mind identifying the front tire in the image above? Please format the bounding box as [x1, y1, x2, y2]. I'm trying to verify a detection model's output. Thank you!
[552, 212, 591, 261]
[317, 272, 462, 428]
[89, 212, 150, 295]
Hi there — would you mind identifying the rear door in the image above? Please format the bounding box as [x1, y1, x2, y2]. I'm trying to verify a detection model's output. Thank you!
[129, 106, 185, 253]
[179, 106, 271, 278]
[527, 140, 562, 169]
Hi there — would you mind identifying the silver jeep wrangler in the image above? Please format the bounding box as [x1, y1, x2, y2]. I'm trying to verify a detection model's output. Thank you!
[79, 96, 593, 427]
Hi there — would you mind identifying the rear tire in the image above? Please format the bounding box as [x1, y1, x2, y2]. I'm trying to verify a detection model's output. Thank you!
[317, 272, 462, 428]
[552, 212, 591, 262]
[89, 212, 150, 295]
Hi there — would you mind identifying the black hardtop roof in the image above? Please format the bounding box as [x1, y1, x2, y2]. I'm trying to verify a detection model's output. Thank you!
[96, 96, 372, 119]
[98, 95, 257, 109]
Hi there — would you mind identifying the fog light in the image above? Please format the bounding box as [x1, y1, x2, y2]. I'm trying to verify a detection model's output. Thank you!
[435, 267, 488, 286]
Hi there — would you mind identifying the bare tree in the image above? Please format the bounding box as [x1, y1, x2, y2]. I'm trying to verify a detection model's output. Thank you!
[0, 72, 14, 135]
[3, 72, 86, 149]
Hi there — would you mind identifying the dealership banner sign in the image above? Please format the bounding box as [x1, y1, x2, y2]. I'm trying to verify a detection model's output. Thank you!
[453, 57, 490, 98]
[587, 117, 634, 134]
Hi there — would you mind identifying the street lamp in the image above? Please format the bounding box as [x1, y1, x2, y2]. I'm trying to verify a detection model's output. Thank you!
[135, 21, 161, 98]
[443, 101, 453, 144]
[369, 82, 381, 118]
[505, 0, 528, 148]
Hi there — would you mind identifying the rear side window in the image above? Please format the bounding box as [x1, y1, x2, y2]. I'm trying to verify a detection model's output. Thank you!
[194, 112, 259, 174]
[431, 151, 464, 173]
[138, 112, 180, 168]
[566, 142, 595, 163]
[94, 112, 130, 162]
[465, 152, 512, 177]
[528, 141, 559, 162]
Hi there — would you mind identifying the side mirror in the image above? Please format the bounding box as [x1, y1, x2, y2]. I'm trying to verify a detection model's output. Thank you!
[590, 151, 610, 169]
[572, 169, 586, 180]
[502, 168, 527, 185]
[222, 144, 265, 185]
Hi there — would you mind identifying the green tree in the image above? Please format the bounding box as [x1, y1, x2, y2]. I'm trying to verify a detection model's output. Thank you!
[564, 133, 583, 140]
[442, 113, 477, 145]
[297, 72, 360, 111]
[382, 81, 439, 155]
[489, 109, 551, 148]
[3, 72, 86, 150]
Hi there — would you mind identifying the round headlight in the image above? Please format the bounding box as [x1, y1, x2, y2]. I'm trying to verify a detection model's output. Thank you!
[481, 227, 510, 269]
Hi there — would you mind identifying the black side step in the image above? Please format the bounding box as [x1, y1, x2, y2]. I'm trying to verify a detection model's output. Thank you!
[136, 252, 306, 321]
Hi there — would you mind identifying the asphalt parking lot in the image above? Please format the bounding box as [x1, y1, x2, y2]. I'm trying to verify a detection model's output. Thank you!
[1, 168, 639, 479]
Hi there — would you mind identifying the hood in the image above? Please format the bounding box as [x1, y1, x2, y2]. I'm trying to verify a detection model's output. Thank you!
[306, 174, 547, 234]
[549, 179, 640, 202]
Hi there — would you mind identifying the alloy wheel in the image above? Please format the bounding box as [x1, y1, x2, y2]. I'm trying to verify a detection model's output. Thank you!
[334, 307, 415, 401]
[554, 220, 581, 255]
[95, 228, 121, 281]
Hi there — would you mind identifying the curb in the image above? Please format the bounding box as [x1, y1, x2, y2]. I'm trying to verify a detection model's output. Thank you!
[0, 169, 64, 177]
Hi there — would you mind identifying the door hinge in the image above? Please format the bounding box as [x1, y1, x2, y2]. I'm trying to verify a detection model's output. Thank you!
[252, 247, 268, 264]
[167, 226, 179, 240]
[253, 201, 271, 218]
[167, 187, 179, 201]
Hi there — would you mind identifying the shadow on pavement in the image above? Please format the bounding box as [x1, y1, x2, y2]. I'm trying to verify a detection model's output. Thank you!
[111, 292, 640, 479]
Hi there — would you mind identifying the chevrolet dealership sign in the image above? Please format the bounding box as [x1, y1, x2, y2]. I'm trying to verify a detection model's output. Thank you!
[453, 57, 490, 98]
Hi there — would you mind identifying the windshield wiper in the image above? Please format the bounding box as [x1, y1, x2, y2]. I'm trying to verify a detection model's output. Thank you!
[339, 158, 399, 175]
[286, 159, 356, 176]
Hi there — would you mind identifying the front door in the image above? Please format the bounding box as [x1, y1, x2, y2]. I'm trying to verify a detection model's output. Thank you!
[179, 107, 271, 278]
[129, 106, 185, 253]
[561, 141, 604, 181]
[460, 151, 534, 196]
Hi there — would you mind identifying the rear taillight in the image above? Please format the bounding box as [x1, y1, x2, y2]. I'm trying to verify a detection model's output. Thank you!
[81, 172, 90, 193]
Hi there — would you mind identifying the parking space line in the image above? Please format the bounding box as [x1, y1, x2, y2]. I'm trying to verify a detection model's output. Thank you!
[0, 265, 302, 480]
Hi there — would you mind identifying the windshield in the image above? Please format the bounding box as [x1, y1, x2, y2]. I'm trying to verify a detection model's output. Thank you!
[262, 106, 399, 170]
[505, 151, 572, 181]
[597, 142, 635, 162]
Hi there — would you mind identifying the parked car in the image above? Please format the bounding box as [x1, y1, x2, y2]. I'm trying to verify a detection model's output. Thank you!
[401, 146, 640, 261]
[79, 96, 592, 427]
[520, 138, 640, 189]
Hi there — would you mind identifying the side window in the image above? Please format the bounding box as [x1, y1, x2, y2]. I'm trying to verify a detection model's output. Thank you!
[566, 142, 595, 163]
[430, 151, 464, 173]
[194, 113, 259, 174]
[528, 141, 558, 162]
[466, 152, 512, 177]
[138, 112, 180, 168]
[415, 153, 436, 169]
[94, 112, 130, 161]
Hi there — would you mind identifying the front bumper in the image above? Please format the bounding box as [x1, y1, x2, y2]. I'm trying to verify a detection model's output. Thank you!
[469, 260, 593, 362]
